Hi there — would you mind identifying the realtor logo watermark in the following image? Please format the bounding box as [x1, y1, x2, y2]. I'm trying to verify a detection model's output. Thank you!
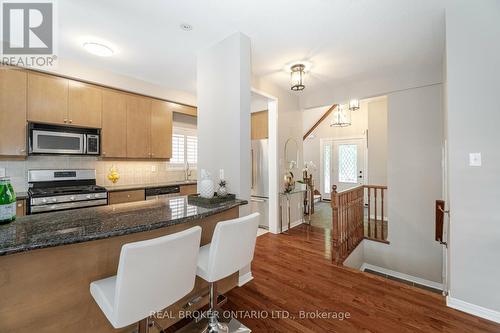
[1, 0, 57, 67]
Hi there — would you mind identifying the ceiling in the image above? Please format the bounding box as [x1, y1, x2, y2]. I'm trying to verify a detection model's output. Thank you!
[59, 0, 445, 99]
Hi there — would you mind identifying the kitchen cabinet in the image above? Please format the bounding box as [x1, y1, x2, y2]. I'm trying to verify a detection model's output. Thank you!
[68, 81, 102, 128]
[251, 110, 268, 140]
[16, 199, 26, 217]
[0, 67, 27, 157]
[172, 103, 197, 117]
[27, 72, 68, 125]
[101, 90, 127, 158]
[108, 189, 145, 205]
[150, 100, 173, 159]
[180, 184, 197, 196]
[126, 96, 151, 158]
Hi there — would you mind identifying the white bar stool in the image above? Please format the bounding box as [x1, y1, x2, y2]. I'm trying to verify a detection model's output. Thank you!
[90, 226, 202, 332]
[196, 213, 260, 333]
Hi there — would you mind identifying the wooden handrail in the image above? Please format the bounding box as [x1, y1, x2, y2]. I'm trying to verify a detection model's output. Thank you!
[303, 104, 338, 140]
[331, 184, 364, 265]
[331, 184, 389, 265]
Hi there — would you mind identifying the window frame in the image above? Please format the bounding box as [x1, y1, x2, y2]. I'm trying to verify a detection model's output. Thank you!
[169, 127, 198, 169]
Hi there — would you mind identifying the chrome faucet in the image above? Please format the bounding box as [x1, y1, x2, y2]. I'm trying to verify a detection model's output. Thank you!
[184, 161, 192, 181]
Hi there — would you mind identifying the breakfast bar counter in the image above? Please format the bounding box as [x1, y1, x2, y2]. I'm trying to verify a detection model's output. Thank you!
[0, 196, 247, 333]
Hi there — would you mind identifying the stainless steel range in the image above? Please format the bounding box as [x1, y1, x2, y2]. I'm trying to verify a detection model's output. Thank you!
[27, 169, 107, 214]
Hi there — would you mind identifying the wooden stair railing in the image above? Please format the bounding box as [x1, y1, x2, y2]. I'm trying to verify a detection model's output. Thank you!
[303, 104, 338, 140]
[331, 185, 364, 265]
[331, 184, 389, 265]
[364, 185, 388, 243]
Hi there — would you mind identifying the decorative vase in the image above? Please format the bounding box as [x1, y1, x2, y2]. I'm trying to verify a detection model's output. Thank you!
[283, 171, 295, 193]
[217, 180, 228, 198]
[199, 169, 214, 199]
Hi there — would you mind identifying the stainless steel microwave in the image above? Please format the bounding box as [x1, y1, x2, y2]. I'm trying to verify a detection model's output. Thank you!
[28, 123, 100, 156]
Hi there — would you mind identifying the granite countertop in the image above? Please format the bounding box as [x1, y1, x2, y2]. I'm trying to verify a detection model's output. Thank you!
[0, 196, 246, 256]
[105, 180, 197, 192]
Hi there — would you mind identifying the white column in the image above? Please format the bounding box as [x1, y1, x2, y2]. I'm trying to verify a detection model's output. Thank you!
[197, 32, 251, 213]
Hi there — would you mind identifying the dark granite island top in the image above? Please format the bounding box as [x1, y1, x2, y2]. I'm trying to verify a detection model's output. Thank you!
[0, 196, 247, 256]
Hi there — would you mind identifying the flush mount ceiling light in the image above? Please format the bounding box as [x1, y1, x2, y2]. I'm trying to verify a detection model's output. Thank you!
[180, 23, 193, 31]
[330, 104, 352, 127]
[290, 64, 306, 91]
[83, 42, 114, 57]
[349, 98, 360, 111]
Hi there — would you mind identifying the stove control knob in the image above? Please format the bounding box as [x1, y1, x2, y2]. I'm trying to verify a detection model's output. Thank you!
[42, 198, 47, 204]
[52, 198, 57, 202]
[86, 195, 91, 199]
[70, 196, 75, 201]
[94, 194, 100, 199]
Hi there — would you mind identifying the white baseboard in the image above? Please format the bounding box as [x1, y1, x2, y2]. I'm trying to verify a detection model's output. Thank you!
[238, 271, 254, 287]
[447, 296, 500, 324]
[280, 219, 303, 232]
[360, 263, 443, 290]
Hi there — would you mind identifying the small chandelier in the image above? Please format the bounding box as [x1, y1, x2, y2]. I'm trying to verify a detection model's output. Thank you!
[330, 104, 352, 127]
[290, 64, 305, 91]
[349, 98, 360, 111]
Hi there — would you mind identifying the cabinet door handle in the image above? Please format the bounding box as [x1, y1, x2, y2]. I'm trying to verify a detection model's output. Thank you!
[63, 119, 67, 123]
[69, 119, 73, 124]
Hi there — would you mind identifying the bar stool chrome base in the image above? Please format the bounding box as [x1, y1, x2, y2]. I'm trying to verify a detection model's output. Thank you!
[177, 316, 251, 333]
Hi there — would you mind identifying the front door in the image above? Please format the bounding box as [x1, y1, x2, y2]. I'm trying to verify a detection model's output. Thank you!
[321, 138, 366, 199]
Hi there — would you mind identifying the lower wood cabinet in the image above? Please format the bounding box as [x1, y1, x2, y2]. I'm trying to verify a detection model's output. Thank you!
[180, 184, 197, 196]
[16, 199, 26, 217]
[108, 189, 145, 205]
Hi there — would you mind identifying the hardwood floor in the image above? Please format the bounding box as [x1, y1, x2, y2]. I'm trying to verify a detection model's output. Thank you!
[223, 225, 500, 333]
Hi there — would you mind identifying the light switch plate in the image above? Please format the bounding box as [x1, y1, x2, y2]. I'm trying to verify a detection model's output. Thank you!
[0, 168, 5, 177]
[469, 153, 482, 167]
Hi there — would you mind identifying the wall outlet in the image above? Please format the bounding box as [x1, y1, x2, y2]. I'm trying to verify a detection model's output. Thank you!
[469, 153, 482, 167]
[151, 165, 157, 172]
[0, 168, 5, 177]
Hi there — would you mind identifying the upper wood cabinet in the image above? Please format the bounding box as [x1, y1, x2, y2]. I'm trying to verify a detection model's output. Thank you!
[251, 110, 269, 140]
[28, 72, 68, 125]
[101, 90, 127, 158]
[126, 96, 151, 158]
[0, 68, 27, 157]
[150, 100, 173, 159]
[68, 81, 102, 128]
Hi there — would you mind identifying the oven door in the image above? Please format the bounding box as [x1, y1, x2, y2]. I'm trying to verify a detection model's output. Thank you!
[31, 130, 85, 154]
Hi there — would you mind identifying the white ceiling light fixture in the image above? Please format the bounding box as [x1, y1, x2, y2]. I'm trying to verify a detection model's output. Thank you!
[290, 64, 306, 91]
[83, 42, 114, 57]
[349, 98, 360, 111]
[330, 104, 352, 127]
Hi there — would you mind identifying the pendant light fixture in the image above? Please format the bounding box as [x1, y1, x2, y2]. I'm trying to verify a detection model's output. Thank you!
[330, 104, 352, 127]
[349, 98, 360, 111]
[290, 64, 305, 91]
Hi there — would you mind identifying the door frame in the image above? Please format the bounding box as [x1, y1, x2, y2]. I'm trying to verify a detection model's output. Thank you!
[320, 135, 368, 199]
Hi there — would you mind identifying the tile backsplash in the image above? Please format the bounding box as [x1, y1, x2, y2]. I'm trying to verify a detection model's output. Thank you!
[0, 156, 196, 192]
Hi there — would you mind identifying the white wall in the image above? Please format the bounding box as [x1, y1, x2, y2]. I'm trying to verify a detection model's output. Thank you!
[252, 75, 303, 232]
[197, 33, 251, 212]
[364, 84, 443, 283]
[367, 98, 388, 187]
[446, 0, 500, 315]
[300, 62, 443, 110]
